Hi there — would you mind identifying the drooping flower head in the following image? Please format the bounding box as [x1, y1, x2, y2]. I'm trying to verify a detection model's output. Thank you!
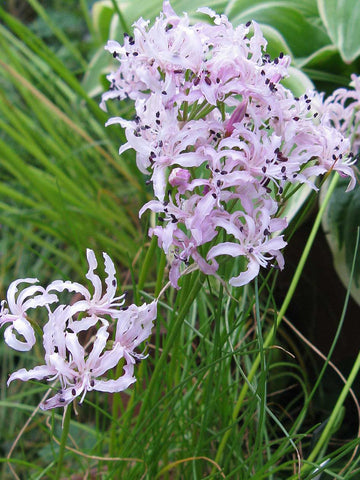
[3, 250, 157, 410]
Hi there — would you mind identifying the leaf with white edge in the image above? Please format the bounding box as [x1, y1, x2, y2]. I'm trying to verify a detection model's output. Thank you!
[320, 177, 360, 305]
[92, 0, 115, 43]
[259, 24, 293, 60]
[230, 4, 330, 58]
[82, 47, 112, 98]
[281, 66, 315, 96]
[318, 0, 360, 63]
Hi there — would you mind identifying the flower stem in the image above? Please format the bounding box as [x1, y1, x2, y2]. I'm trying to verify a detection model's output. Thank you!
[136, 270, 204, 426]
[298, 350, 360, 477]
[213, 173, 339, 469]
[55, 405, 71, 480]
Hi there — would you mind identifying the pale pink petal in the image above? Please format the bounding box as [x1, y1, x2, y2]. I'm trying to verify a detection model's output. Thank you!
[4, 318, 36, 352]
[85, 249, 102, 302]
[229, 259, 260, 287]
[7, 365, 54, 386]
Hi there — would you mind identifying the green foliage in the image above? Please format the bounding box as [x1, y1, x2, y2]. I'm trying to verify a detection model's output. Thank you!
[321, 178, 360, 304]
[318, 0, 360, 64]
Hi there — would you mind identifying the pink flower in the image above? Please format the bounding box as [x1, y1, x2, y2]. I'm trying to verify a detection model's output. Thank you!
[101, 1, 356, 288]
[5, 250, 158, 409]
[47, 248, 126, 318]
[0, 279, 57, 351]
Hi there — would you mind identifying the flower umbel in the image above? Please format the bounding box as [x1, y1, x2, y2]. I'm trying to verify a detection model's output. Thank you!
[2, 250, 157, 410]
[102, 1, 356, 288]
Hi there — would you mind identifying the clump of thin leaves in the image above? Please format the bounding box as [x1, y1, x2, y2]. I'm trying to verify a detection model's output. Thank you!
[0, 1, 360, 480]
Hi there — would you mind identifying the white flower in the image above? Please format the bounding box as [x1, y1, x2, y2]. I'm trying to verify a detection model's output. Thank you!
[0, 279, 57, 351]
[47, 248, 126, 318]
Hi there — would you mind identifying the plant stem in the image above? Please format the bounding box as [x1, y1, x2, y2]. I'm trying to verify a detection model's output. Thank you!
[136, 270, 204, 427]
[55, 406, 71, 480]
[307, 351, 360, 465]
[213, 173, 339, 469]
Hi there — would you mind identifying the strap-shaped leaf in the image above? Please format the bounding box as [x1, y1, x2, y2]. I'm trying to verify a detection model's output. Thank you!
[318, 0, 360, 63]
[321, 177, 360, 304]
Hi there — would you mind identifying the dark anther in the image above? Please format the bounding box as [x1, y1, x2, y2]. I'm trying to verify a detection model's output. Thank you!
[194, 76, 200, 86]
[174, 69, 183, 74]
[274, 57, 279, 64]
[293, 117, 300, 121]
[113, 51, 118, 58]
[212, 193, 217, 198]
[245, 21, 251, 27]
[281, 166, 286, 173]
[156, 111, 160, 118]
[205, 77, 212, 86]
[217, 180, 221, 187]
[133, 52, 139, 56]
[279, 52, 284, 59]
[112, 279, 116, 286]
[162, 90, 167, 95]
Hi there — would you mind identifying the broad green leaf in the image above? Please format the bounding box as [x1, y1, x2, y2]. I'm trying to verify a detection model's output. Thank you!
[92, 0, 115, 43]
[320, 177, 360, 305]
[259, 23, 293, 59]
[82, 47, 112, 97]
[225, 0, 320, 18]
[297, 45, 353, 92]
[230, 4, 330, 58]
[281, 65, 314, 95]
[318, 0, 360, 63]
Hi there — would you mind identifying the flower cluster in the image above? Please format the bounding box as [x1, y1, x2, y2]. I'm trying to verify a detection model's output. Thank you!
[101, 1, 356, 288]
[322, 73, 360, 155]
[0, 249, 157, 410]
